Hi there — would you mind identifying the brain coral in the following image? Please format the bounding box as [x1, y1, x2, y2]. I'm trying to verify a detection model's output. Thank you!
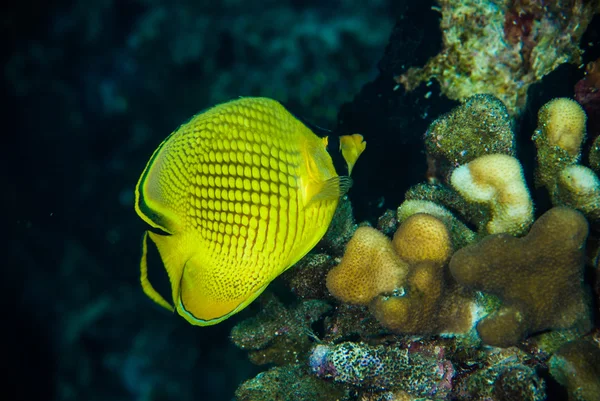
[449, 207, 591, 347]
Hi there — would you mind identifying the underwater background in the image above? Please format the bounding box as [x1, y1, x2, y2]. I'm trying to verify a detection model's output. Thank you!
[5, 0, 600, 400]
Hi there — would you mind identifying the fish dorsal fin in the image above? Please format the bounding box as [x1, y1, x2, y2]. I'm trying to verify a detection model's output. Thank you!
[339, 134, 366, 175]
[305, 176, 353, 206]
[134, 135, 181, 234]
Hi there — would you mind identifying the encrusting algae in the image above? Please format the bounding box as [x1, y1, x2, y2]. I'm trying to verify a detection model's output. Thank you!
[134, 97, 365, 325]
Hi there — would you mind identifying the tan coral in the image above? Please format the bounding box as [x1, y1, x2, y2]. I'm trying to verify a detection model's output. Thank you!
[449, 207, 591, 347]
[371, 214, 473, 336]
[557, 165, 600, 221]
[450, 153, 533, 236]
[326, 227, 409, 305]
[533, 98, 587, 200]
[537, 98, 587, 157]
[392, 213, 452, 266]
[396, 199, 476, 249]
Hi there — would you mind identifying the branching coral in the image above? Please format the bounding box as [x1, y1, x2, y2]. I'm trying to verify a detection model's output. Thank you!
[449, 207, 592, 347]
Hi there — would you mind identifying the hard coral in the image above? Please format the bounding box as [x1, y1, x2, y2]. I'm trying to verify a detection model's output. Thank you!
[371, 214, 474, 336]
[397, 199, 476, 249]
[326, 226, 408, 305]
[230, 295, 331, 366]
[235, 364, 348, 401]
[549, 337, 600, 401]
[533, 97, 587, 199]
[557, 165, 600, 222]
[450, 154, 534, 236]
[309, 341, 454, 398]
[449, 207, 591, 347]
[392, 213, 452, 266]
[424, 94, 515, 182]
[397, 0, 598, 115]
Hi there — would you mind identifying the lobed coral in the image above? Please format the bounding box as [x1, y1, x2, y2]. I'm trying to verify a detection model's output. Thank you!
[325, 226, 408, 305]
[450, 154, 534, 236]
[549, 336, 600, 401]
[449, 207, 591, 347]
[533, 97, 587, 200]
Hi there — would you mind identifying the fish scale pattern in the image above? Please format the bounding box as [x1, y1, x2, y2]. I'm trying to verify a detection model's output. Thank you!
[136, 97, 343, 325]
[175, 99, 306, 272]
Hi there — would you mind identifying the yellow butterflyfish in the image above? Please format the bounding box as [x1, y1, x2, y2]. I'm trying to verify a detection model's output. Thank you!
[135, 97, 365, 326]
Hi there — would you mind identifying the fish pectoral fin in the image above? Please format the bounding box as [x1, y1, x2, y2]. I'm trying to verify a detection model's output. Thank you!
[140, 231, 175, 312]
[339, 133, 366, 175]
[305, 176, 353, 206]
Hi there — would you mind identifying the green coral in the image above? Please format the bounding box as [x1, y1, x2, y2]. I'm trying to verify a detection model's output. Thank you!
[235, 364, 348, 401]
[424, 94, 515, 177]
[549, 337, 600, 401]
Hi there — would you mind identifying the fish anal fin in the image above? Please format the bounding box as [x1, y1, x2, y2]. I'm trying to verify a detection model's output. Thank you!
[140, 231, 175, 311]
[176, 254, 266, 326]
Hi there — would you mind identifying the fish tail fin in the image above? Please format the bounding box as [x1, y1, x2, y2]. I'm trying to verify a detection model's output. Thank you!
[140, 231, 175, 311]
[339, 133, 366, 175]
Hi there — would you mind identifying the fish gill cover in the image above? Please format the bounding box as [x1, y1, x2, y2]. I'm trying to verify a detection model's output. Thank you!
[5, 1, 600, 401]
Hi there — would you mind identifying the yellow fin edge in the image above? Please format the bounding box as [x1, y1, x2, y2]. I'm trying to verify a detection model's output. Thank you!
[140, 231, 175, 312]
[177, 280, 270, 326]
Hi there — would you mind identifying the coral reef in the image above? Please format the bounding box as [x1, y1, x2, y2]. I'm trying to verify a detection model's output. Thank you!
[309, 341, 453, 398]
[575, 58, 600, 147]
[235, 364, 348, 401]
[455, 346, 546, 401]
[450, 207, 591, 347]
[396, 0, 599, 116]
[230, 295, 331, 366]
[549, 336, 600, 401]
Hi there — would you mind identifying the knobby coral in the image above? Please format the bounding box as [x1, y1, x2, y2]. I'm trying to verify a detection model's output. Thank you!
[449, 207, 591, 347]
